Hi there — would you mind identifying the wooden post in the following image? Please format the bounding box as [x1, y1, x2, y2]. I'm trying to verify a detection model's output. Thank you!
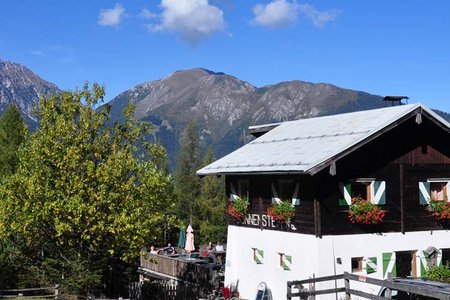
[385, 272, 393, 299]
[399, 164, 405, 234]
[54, 284, 59, 300]
[344, 272, 350, 300]
[287, 281, 291, 300]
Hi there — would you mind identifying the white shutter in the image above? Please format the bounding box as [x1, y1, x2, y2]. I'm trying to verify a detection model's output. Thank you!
[339, 182, 352, 206]
[230, 182, 239, 200]
[419, 181, 431, 205]
[271, 182, 281, 204]
[291, 182, 300, 206]
[446, 181, 450, 202]
[372, 181, 386, 205]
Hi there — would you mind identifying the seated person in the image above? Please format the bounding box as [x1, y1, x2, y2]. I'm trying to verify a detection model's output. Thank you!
[163, 243, 175, 255]
[215, 241, 224, 252]
[149, 245, 158, 254]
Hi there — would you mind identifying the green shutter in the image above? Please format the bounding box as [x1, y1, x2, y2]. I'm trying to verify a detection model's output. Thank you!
[382, 252, 396, 278]
[339, 182, 352, 206]
[282, 255, 292, 270]
[419, 181, 430, 205]
[373, 181, 386, 205]
[254, 249, 264, 264]
[366, 257, 377, 274]
[420, 251, 429, 276]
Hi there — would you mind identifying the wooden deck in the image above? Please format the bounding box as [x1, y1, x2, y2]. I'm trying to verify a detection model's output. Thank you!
[139, 252, 223, 289]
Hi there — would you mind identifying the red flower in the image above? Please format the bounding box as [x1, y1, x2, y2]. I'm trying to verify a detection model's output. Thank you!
[348, 196, 385, 225]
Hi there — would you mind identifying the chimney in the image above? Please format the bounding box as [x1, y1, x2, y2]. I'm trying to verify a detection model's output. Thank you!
[383, 96, 409, 106]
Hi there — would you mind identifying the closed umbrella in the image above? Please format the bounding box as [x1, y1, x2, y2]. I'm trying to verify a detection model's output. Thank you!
[185, 225, 195, 257]
[177, 227, 186, 249]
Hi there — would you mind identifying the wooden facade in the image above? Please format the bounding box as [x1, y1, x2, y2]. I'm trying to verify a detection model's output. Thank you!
[225, 116, 450, 236]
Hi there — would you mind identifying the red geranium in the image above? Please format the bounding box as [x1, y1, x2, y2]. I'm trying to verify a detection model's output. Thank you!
[348, 196, 385, 225]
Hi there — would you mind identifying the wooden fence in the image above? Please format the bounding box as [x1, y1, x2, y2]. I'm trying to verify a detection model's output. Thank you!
[287, 272, 450, 299]
[0, 285, 59, 299]
[140, 253, 220, 289]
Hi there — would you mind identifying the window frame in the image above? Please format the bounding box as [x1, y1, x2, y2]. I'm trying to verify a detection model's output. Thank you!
[351, 256, 364, 273]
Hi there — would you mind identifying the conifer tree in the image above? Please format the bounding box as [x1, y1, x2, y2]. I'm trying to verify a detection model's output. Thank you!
[197, 147, 227, 244]
[174, 122, 202, 226]
[0, 105, 28, 178]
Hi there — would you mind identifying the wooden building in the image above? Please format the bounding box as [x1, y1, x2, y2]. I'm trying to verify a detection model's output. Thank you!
[197, 104, 450, 299]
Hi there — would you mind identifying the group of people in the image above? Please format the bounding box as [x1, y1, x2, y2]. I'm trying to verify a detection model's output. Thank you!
[149, 241, 225, 259]
[149, 243, 176, 255]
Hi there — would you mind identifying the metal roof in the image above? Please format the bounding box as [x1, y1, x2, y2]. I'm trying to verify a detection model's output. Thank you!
[197, 104, 450, 176]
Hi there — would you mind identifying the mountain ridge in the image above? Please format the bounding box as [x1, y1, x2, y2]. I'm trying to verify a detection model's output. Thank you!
[2, 61, 450, 168]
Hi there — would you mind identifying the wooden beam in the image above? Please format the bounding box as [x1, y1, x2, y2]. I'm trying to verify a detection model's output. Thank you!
[400, 164, 405, 234]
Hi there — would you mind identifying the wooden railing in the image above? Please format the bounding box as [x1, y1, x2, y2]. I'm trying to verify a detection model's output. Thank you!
[139, 253, 220, 289]
[287, 272, 450, 300]
[0, 285, 59, 299]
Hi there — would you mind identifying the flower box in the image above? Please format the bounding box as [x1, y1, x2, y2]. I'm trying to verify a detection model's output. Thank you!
[267, 201, 295, 224]
[348, 196, 385, 225]
[227, 196, 249, 222]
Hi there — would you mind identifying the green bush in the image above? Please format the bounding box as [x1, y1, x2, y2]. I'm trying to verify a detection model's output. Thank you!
[423, 263, 450, 283]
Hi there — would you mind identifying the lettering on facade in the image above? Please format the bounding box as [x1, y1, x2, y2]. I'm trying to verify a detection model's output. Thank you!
[242, 214, 276, 228]
[242, 213, 297, 230]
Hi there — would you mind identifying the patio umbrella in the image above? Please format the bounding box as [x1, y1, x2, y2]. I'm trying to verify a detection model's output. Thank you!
[185, 224, 195, 253]
[177, 227, 186, 249]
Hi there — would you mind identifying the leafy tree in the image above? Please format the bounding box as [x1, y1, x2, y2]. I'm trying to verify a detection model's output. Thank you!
[174, 122, 202, 226]
[0, 105, 28, 178]
[197, 147, 227, 244]
[0, 83, 176, 295]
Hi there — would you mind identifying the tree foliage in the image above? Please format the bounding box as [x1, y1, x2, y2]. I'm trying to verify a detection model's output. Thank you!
[0, 105, 28, 178]
[174, 122, 202, 225]
[0, 83, 176, 295]
[197, 148, 227, 244]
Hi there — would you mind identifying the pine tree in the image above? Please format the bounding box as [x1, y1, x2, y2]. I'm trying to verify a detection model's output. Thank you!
[0, 105, 28, 178]
[174, 122, 202, 226]
[197, 147, 227, 244]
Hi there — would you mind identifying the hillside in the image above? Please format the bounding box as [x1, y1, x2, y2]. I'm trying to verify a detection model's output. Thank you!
[0, 59, 59, 127]
[2, 62, 449, 168]
[107, 68, 387, 167]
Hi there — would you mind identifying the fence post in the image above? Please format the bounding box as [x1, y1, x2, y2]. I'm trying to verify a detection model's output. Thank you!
[287, 281, 291, 300]
[54, 284, 59, 300]
[385, 272, 392, 299]
[344, 272, 351, 300]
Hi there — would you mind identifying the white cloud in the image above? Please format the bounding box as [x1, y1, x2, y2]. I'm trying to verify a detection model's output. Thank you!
[30, 50, 46, 57]
[251, 0, 340, 29]
[252, 0, 299, 29]
[140, 8, 156, 19]
[98, 3, 125, 27]
[298, 4, 340, 28]
[146, 0, 225, 46]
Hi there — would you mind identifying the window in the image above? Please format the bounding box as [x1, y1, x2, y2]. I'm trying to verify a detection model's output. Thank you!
[431, 182, 447, 201]
[352, 181, 372, 201]
[278, 253, 292, 270]
[252, 248, 264, 264]
[271, 180, 300, 206]
[238, 180, 249, 199]
[442, 248, 450, 267]
[419, 179, 450, 205]
[339, 180, 386, 206]
[351, 257, 363, 273]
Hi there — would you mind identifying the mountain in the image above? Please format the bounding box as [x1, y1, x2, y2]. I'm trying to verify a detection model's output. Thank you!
[107, 68, 386, 167]
[0, 59, 60, 127]
[2, 62, 449, 168]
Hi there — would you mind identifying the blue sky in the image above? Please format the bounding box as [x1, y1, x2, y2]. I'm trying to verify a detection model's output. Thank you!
[1, 1, 450, 111]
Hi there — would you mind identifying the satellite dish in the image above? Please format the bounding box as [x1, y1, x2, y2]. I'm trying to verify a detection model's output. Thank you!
[255, 282, 273, 300]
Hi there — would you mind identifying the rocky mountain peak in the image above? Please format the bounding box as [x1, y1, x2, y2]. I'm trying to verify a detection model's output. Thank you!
[0, 59, 59, 124]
